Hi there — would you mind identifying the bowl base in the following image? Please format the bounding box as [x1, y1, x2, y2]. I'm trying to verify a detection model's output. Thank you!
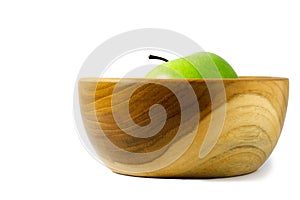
[110, 168, 259, 179]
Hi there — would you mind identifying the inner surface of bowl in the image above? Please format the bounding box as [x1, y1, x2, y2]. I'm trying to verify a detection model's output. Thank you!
[78, 76, 289, 178]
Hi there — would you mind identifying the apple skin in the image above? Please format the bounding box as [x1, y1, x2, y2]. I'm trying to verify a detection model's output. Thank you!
[145, 52, 238, 79]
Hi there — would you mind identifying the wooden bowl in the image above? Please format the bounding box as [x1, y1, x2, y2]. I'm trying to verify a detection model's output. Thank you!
[78, 76, 288, 178]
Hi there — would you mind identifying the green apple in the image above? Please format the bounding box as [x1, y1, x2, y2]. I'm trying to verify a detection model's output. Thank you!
[145, 52, 238, 79]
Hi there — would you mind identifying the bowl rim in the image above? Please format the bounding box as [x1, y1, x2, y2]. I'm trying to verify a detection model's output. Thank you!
[79, 76, 289, 83]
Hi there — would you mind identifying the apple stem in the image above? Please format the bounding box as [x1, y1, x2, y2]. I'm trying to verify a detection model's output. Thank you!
[148, 54, 168, 62]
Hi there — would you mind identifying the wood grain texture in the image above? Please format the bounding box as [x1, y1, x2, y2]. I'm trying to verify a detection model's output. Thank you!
[78, 77, 289, 178]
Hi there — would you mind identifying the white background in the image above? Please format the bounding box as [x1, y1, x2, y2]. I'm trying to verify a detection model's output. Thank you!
[1, 0, 299, 199]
